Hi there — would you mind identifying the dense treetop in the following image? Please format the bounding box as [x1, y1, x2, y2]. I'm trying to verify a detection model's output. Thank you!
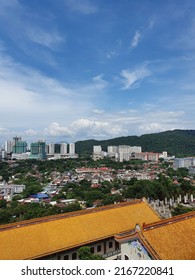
[75, 129, 195, 157]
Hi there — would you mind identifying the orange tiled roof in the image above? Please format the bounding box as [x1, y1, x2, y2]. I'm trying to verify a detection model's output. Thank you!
[116, 211, 195, 260]
[142, 211, 195, 260]
[0, 199, 160, 260]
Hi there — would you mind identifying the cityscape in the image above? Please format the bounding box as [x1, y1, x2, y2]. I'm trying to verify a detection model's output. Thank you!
[0, 0, 195, 265]
[2, 136, 77, 160]
[0, 133, 195, 260]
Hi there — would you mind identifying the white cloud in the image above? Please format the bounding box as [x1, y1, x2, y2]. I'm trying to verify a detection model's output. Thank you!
[70, 118, 127, 139]
[25, 129, 37, 136]
[64, 0, 98, 15]
[0, 45, 194, 142]
[26, 28, 64, 49]
[92, 109, 105, 114]
[0, 49, 104, 130]
[106, 51, 116, 59]
[44, 122, 73, 137]
[148, 19, 154, 29]
[1, 104, 192, 144]
[138, 123, 165, 133]
[131, 30, 141, 48]
[0, 126, 10, 135]
[42, 107, 186, 141]
[92, 74, 108, 90]
[0, 0, 64, 52]
[120, 66, 151, 90]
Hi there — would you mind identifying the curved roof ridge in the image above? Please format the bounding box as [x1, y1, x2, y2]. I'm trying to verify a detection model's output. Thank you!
[143, 210, 195, 231]
[0, 199, 161, 259]
[0, 199, 143, 232]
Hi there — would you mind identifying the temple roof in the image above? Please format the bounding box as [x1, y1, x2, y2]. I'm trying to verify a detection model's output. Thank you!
[0, 199, 160, 260]
[143, 211, 195, 259]
[115, 211, 195, 260]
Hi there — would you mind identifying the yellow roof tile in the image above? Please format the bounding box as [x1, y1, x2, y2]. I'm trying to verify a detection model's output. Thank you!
[143, 212, 195, 260]
[0, 200, 160, 260]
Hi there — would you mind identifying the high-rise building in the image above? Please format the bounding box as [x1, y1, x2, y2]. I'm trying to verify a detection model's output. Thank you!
[60, 143, 67, 154]
[118, 145, 130, 162]
[13, 136, 22, 146]
[118, 145, 130, 154]
[48, 143, 55, 155]
[129, 146, 142, 153]
[107, 146, 118, 154]
[107, 146, 118, 160]
[69, 143, 75, 155]
[93, 145, 102, 154]
[173, 157, 195, 169]
[12, 141, 27, 154]
[54, 144, 61, 154]
[92, 145, 104, 160]
[5, 137, 23, 153]
[30, 141, 47, 159]
[5, 140, 13, 153]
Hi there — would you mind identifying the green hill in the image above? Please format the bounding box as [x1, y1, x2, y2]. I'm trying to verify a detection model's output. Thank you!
[75, 129, 195, 157]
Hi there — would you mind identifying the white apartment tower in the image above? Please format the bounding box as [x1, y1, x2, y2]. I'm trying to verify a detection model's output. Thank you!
[48, 143, 55, 155]
[118, 145, 130, 162]
[107, 146, 118, 154]
[93, 145, 103, 160]
[5, 140, 13, 153]
[93, 145, 102, 154]
[60, 143, 68, 154]
[69, 143, 75, 155]
[129, 146, 142, 153]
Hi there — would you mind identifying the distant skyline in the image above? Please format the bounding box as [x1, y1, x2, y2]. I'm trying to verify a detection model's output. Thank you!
[1, 0, 195, 144]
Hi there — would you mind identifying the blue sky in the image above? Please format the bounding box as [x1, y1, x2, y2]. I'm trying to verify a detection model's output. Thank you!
[1, 0, 195, 144]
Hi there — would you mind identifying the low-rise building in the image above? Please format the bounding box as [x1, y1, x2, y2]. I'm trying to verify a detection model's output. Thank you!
[173, 157, 195, 169]
[0, 184, 25, 200]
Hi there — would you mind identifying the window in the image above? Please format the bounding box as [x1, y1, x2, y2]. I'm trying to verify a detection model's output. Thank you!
[57, 255, 61, 260]
[137, 252, 141, 258]
[109, 241, 113, 248]
[97, 245, 102, 252]
[72, 252, 77, 260]
[90, 247, 95, 254]
[115, 241, 119, 250]
[64, 255, 69, 260]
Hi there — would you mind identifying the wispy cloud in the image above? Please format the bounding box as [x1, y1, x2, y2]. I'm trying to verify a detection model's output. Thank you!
[120, 65, 151, 90]
[0, 48, 109, 135]
[148, 19, 155, 29]
[0, 0, 65, 52]
[106, 51, 116, 59]
[130, 30, 141, 48]
[26, 28, 64, 50]
[92, 74, 108, 90]
[173, 19, 195, 50]
[92, 109, 105, 114]
[64, 0, 98, 15]
[0, 126, 10, 135]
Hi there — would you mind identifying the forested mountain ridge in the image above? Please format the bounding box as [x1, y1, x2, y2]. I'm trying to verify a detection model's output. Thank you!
[75, 129, 195, 157]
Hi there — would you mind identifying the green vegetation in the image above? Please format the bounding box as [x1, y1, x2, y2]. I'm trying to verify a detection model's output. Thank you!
[75, 129, 195, 157]
[0, 201, 82, 225]
[172, 205, 195, 216]
[0, 155, 195, 225]
[122, 174, 195, 201]
[78, 246, 104, 260]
